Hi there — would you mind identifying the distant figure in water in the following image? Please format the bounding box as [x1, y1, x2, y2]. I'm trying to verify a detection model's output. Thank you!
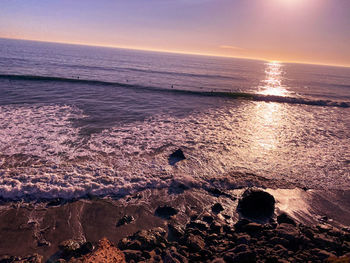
[171, 85, 174, 88]
[126, 79, 128, 82]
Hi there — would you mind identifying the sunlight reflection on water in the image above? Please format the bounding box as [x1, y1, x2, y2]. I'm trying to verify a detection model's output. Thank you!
[258, 61, 290, 97]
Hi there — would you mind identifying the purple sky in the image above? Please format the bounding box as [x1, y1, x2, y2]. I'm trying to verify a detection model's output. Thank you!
[1, 0, 349, 66]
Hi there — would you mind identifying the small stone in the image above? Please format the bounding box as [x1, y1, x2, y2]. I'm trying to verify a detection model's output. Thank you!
[116, 215, 135, 226]
[233, 244, 248, 253]
[202, 213, 214, 224]
[186, 234, 205, 252]
[59, 239, 82, 253]
[277, 213, 296, 226]
[155, 205, 178, 219]
[187, 220, 208, 231]
[123, 250, 143, 262]
[312, 248, 336, 260]
[236, 234, 251, 245]
[211, 203, 224, 214]
[168, 224, 185, 239]
[210, 222, 222, 234]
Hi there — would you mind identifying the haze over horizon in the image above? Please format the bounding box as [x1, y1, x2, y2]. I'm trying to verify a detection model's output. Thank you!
[1, 0, 350, 67]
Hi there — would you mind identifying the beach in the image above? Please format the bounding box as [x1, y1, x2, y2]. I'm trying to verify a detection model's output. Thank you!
[0, 170, 350, 262]
[0, 38, 350, 262]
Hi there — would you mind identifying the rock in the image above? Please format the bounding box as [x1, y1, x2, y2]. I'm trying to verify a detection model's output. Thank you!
[116, 215, 135, 227]
[77, 238, 125, 263]
[168, 224, 185, 240]
[207, 188, 231, 198]
[224, 251, 256, 263]
[237, 188, 275, 220]
[233, 244, 248, 253]
[168, 180, 190, 194]
[211, 259, 225, 263]
[0, 254, 43, 263]
[122, 250, 142, 262]
[236, 234, 251, 245]
[187, 220, 208, 231]
[79, 242, 95, 255]
[47, 198, 65, 207]
[326, 255, 350, 263]
[276, 223, 299, 241]
[211, 203, 224, 214]
[185, 234, 205, 252]
[120, 227, 167, 251]
[210, 222, 222, 234]
[234, 219, 251, 231]
[240, 222, 263, 235]
[155, 205, 178, 219]
[202, 213, 214, 224]
[277, 213, 296, 226]
[311, 248, 336, 260]
[168, 149, 186, 165]
[59, 239, 82, 257]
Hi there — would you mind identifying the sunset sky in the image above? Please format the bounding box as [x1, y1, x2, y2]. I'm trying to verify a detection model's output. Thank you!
[1, 0, 350, 66]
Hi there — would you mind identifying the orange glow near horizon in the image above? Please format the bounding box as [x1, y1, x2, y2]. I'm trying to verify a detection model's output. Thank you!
[1, 36, 349, 69]
[1, 0, 349, 68]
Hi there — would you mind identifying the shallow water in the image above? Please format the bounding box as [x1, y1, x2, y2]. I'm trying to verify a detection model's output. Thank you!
[0, 38, 349, 200]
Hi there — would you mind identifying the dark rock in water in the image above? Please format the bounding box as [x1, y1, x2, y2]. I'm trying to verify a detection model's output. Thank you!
[237, 188, 275, 220]
[277, 213, 296, 226]
[168, 180, 190, 194]
[116, 215, 135, 227]
[47, 198, 65, 207]
[168, 149, 186, 165]
[207, 188, 235, 200]
[155, 205, 178, 219]
[211, 203, 224, 214]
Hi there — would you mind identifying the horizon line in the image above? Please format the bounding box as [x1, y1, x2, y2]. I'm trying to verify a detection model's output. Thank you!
[1, 37, 349, 69]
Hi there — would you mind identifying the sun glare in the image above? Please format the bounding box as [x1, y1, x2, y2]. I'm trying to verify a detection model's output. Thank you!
[258, 62, 290, 97]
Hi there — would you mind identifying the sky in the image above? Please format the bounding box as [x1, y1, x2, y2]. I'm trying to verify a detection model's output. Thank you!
[1, 0, 350, 66]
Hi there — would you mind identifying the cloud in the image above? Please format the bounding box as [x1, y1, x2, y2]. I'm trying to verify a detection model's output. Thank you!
[219, 45, 245, 51]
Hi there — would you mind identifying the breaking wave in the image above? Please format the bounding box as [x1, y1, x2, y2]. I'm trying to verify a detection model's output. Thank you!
[1, 74, 349, 108]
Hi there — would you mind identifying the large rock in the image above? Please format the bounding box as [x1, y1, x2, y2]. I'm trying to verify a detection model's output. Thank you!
[73, 238, 125, 263]
[237, 189, 275, 220]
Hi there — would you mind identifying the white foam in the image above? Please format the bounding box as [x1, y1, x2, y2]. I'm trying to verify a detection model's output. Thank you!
[0, 104, 85, 162]
[0, 102, 349, 200]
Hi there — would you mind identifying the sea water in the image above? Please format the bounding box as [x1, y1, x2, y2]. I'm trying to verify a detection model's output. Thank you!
[0, 38, 349, 200]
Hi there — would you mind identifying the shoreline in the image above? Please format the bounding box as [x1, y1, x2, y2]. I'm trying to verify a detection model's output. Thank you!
[0, 183, 349, 262]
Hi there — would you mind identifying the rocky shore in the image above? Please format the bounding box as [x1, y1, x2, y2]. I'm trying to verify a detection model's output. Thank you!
[1, 188, 349, 263]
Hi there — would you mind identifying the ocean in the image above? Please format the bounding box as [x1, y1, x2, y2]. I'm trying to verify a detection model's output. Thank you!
[0, 38, 349, 201]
